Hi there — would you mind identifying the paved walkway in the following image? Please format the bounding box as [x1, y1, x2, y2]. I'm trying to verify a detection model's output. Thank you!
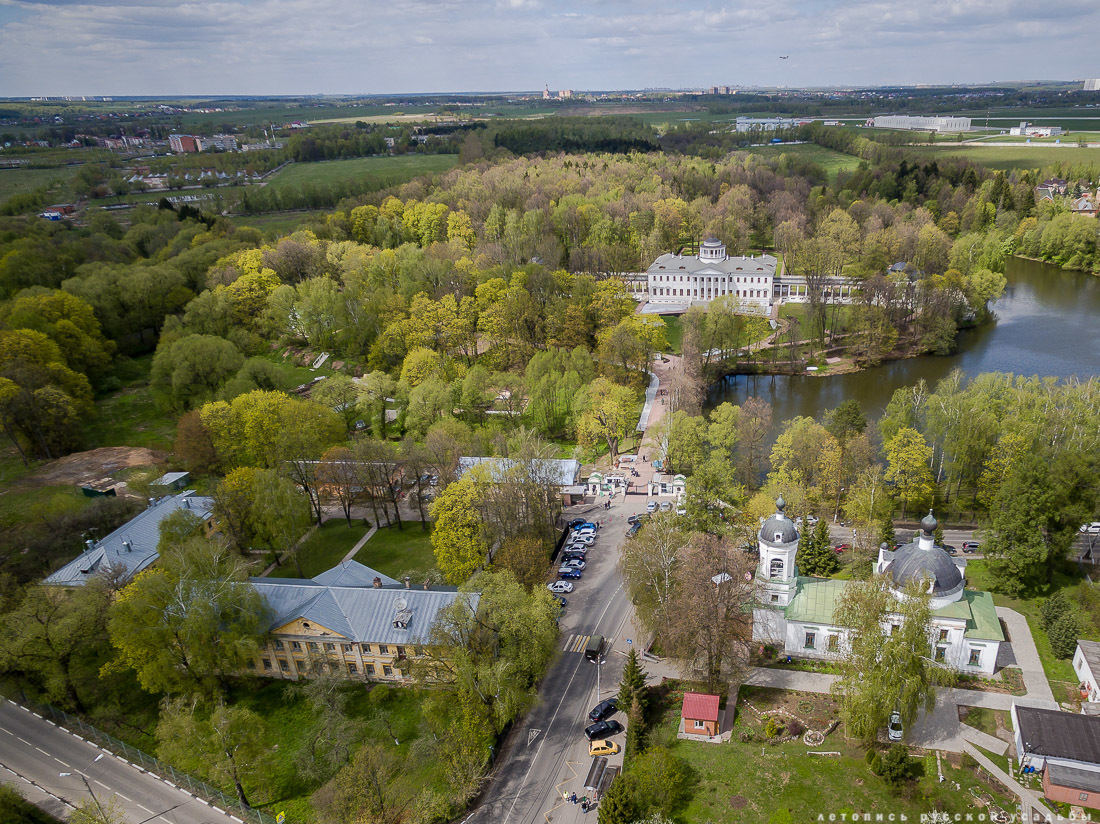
[963, 740, 1052, 822]
[341, 523, 378, 563]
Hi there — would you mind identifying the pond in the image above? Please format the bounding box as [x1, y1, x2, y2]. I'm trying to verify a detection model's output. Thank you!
[704, 257, 1100, 425]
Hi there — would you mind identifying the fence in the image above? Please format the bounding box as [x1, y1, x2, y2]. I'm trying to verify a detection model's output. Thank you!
[7, 693, 278, 824]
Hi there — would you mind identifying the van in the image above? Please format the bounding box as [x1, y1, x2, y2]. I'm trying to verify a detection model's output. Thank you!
[585, 634, 603, 662]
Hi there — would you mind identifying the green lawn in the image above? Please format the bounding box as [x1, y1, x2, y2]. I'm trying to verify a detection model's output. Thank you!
[84, 356, 178, 452]
[959, 706, 1012, 739]
[268, 519, 369, 579]
[906, 144, 1100, 171]
[353, 522, 437, 580]
[266, 155, 458, 192]
[659, 314, 683, 354]
[660, 687, 1016, 823]
[742, 143, 864, 182]
[0, 165, 78, 202]
[228, 211, 327, 236]
[964, 559, 1096, 699]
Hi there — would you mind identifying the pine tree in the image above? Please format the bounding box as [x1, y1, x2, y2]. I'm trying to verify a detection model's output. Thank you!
[597, 776, 639, 824]
[933, 521, 945, 546]
[617, 647, 649, 715]
[879, 519, 896, 548]
[799, 519, 839, 576]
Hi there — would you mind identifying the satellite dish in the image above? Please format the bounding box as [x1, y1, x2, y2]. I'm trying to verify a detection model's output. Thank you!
[393, 597, 408, 612]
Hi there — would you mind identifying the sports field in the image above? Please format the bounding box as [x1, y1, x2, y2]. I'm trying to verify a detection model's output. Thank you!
[265, 154, 458, 191]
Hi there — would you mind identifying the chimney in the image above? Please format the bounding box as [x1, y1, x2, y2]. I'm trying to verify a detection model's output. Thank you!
[423, 579, 431, 590]
[404, 576, 411, 590]
[84, 539, 95, 553]
[122, 538, 132, 553]
[372, 576, 382, 588]
[183, 498, 190, 509]
[148, 497, 156, 508]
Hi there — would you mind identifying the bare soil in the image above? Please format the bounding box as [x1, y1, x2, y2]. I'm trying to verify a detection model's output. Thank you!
[24, 446, 167, 491]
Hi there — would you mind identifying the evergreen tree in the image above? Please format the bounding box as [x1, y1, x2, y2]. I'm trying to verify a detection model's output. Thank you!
[933, 521, 945, 546]
[617, 647, 649, 714]
[597, 776, 639, 824]
[879, 519, 896, 548]
[1048, 612, 1081, 659]
[1040, 590, 1072, 632]
[798, 518, 839, 576]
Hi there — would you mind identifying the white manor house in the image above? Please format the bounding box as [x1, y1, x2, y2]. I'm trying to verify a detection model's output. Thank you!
[644, 237, 857, 314]
[751, 501, 1004, 675]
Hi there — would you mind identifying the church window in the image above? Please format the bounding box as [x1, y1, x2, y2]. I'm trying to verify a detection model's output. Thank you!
[968, 649, 981, 667]
[769, 559, 784, 578]
[938, 629, 949, 642]
[934, 646, 947, 663]
[262, 658, 272, 670]
[804, 631, 816, 650]
[347, 662, 357, 675]
[827, 635, 839, 652]
[771, 594, 780, 604]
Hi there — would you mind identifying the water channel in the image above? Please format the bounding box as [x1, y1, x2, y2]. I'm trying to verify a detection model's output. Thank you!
[704, 257, 1100, 425]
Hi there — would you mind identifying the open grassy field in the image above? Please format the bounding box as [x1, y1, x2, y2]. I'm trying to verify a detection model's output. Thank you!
[906, 143, 1100, 171]
[0, 165, 78, 202]
[660, 314, 683, 354]
[268, 519, 369, 579]
[84, 355, 178, 452]
[977, 132, 1100, 144]
[742, 143, 863, 181]
[265, 154, 458, 192]
[354, 523, 437, 580]
[228, 210, 327, 236]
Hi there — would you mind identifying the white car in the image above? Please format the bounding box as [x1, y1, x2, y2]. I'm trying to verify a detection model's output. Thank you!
[676, 507, 687, 516]
[887, 711, 903, 741]
[569, 535, 595, 545]
[660, 501, 672, 512]
[562, 559, 586, 570]
[547, 581, 574, 594]
[574, 527, 596, 537]
[646, 501, 657, 513]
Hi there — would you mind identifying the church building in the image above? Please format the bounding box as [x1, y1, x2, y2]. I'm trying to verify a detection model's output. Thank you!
[751, 501, 1003, 675]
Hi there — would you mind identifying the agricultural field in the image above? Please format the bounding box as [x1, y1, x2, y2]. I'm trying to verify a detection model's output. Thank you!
[742, 143, 863, 181]
[265, 154, 458, 191]
[906, 143, 1100, 171]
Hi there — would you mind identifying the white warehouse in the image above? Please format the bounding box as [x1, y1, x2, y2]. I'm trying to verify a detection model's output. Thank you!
[871, 115, 972, 132]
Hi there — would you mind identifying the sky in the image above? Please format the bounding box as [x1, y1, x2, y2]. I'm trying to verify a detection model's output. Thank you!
[1, 0, 1099, 97]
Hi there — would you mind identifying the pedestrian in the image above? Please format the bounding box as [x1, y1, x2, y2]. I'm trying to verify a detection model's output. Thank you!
[581, 800, 589, 813]
[570, 792, 577, 804]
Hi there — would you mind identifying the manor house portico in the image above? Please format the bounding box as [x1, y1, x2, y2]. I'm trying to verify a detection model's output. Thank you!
[645, 238, 857, 314]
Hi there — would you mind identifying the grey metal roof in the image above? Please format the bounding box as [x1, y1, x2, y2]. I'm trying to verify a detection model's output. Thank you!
[1047, 763, 1100, 793]
[312, 560, 399, 588]
[1017, 705, 1100, 764]
[250, 575, 477, 645]
[458, 457, 580, 486]
[151, 471, 190, 486]
[1080, 640, 1100, 676]
[888, 542, 963, 597]
[42, 490, 213, 587]
[760, 499, 799, 547]
[647, 252, 777, 277]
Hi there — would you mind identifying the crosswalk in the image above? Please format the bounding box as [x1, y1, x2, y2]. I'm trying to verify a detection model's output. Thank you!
[563, 634, 591, 653]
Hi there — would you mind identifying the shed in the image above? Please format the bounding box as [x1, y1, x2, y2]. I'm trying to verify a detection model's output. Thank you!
[151, 471, 191, 491]
[681, 691, 721, 737]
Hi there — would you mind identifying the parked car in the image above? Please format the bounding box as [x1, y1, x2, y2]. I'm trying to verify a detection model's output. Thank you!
[574, 525, 596, 535]
[887, 711, 903, 742]
[806, 515, 820, 527]
[962, 541, 980, 553]
[627, 523, 641, 537]
[589, 697, 619, 722]
[547, 581, 573, 594]
[561, 552, 587, 563]
[567, 518, 587, 529]
[833, 543, 850, 554]
[556, 596, 567, 608]
[562, 559, 586, 571]
[585, 720, 624, 740]
[627, 514, 642, 525]
[646, 500, 657, 513]
[676, 507, 687, 516]
[589, 739, 620, 757]
[569, 535, 595, 545]
[558, 568, 583, 579]
[660, 501, 672, 512]
[1088, 523, 1100, 535]
[943, 544, 957, 555]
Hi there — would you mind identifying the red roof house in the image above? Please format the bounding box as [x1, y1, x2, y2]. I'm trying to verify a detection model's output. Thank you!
[681, 692, 721, 737]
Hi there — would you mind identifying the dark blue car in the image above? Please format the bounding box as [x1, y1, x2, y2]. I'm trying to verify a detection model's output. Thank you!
[558, 568, 582, 579]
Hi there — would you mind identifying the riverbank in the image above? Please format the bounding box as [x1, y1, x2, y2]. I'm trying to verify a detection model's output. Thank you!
[1013, 252, 1099, 277]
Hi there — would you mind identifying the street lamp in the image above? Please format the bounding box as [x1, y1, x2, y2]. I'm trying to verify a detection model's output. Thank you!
[60, 753, 106, 822]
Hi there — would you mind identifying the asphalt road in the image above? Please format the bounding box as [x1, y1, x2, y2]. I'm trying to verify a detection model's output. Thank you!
[0, 699, 245, 824]
[466, 493, 638, 824]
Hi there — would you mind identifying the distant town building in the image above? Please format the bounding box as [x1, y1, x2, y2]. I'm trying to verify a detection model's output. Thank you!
[1084, 79, 1100, 91]
[558, 89, 573, 99]
[1009, 122, 1063, 137]
[870, 115, 972, 132]
[168, 134, 198, 153]
[197, 134, 238, 152]
[734, 116, 813, 132]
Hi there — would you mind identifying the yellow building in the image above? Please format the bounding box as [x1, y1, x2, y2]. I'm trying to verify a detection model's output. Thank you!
[249, 561, 478, 682]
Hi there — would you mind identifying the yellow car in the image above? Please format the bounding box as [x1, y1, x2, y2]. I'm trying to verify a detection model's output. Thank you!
[589, 739, 620, 757]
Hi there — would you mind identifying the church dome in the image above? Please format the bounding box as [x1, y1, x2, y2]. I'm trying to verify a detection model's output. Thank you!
[759, 497, 799, 547]
[920, 510, 938, 534]
[889, 540, 963, 597]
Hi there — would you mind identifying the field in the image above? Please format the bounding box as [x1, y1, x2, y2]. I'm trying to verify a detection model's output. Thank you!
[660, 315, 683, 354]
[265, 154, 458, 192]
[353, 523, 437, 580]
[268, 519, 369, 579]
[0, 165, 78, 202]
[906, 143, 1100, 171]
[742, 143, 863, 181]
[228, 210, 327, 236]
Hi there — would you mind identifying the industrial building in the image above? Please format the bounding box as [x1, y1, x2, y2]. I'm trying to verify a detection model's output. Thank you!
[1084, 79, 1100, 91]
[870, 115, 971, 132]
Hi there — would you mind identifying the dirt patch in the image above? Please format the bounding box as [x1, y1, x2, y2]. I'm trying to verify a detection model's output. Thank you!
[26, 447, 167, 491]
[729, 795, 747, 809]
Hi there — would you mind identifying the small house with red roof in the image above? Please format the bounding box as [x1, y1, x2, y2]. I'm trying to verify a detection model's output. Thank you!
[681, 691, 721, 738]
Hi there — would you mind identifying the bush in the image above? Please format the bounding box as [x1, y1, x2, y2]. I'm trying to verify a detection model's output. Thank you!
[787, 718, 804, 737]
[879, 744, 916, 786]
[870, 753, 883, 775]
[1040, 591, 1073, 632]
[866, 748, 877, 765]
[1048, 612, 1081, 659]
[764, 716, 784, 738]
[738, 727, 756, 743]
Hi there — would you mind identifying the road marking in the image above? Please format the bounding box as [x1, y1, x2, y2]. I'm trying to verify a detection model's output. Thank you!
[0, 727, 11, 735]
[54, 757, 70, 767]
[527, 728, 541, 746]
[116, 792, 133, 803]
[137, 804, 153, 813]
[35, 747, 49, 756]
[564, 634, 589, 653]
[16, 736, 30, 746]
[95, 779, 110, 790]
